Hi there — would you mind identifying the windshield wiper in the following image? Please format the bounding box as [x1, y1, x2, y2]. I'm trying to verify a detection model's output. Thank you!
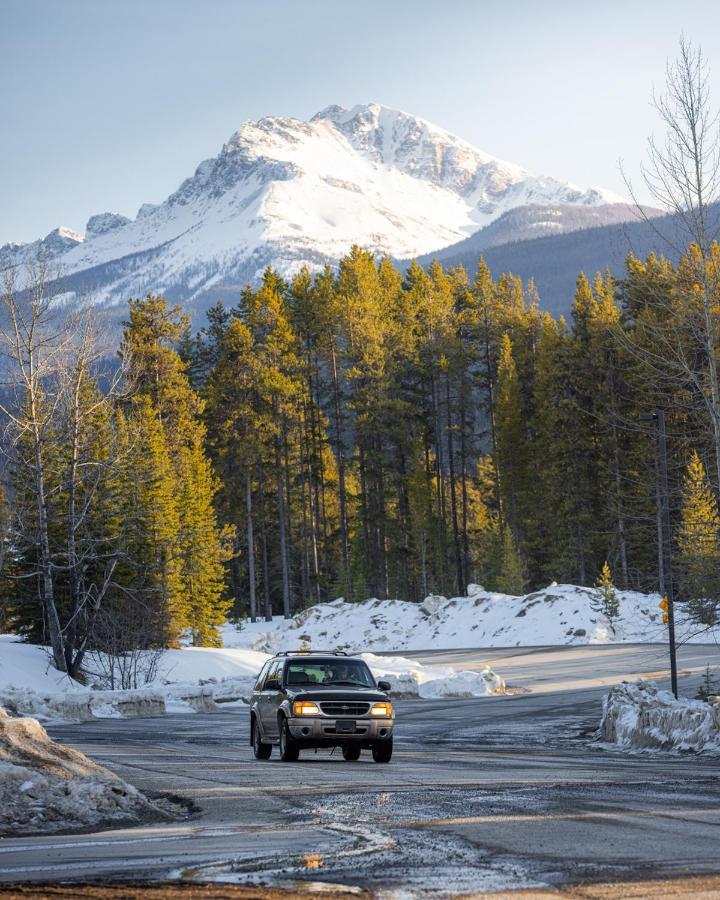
[328, 680, 367, 686]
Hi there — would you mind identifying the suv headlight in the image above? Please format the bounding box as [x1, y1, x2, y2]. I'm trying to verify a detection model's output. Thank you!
[370, 701, 392, 717]
[293, 701, 320, 716]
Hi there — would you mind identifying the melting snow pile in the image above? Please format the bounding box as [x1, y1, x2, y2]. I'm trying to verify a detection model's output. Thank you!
[599, 682, 720, 753]
[0, 638, 268, 723]
[0, 708, 163, 835]
[0, 634, 506, 722]
[222, 583, 716, 654]
[364, 653, 505, 698]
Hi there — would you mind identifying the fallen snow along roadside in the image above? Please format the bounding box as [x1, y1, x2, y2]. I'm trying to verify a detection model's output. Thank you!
[0, 637, 505, 722]
[0, 708, 165, 836]
[0, 678, 257, 723]
[221, 583, 718, 654]
[0, 638, 266, 721]
[362, 652, 505, 698]
[598, 681, 720, 753]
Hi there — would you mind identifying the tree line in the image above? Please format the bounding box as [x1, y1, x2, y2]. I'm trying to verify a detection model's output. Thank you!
[2, 240, 720, 662]
[181, 241, 720, 625]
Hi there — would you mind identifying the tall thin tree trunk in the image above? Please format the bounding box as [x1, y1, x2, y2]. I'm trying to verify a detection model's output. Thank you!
[330, 344, 352, 595]
[431, 375, 447, 592]
[32, 424, 66, 672]
[65, 372, 82, 674]
[276, 436, 291, 619]
[245, 467, 257, 622]
[258, 463, 272, 621]
[459, 383, 472, 586]
[446, 377, 464, 595]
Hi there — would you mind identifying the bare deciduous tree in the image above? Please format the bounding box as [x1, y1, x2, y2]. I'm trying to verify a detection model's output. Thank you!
[0, 257, 130, 676]
[623, 38, 720, 488]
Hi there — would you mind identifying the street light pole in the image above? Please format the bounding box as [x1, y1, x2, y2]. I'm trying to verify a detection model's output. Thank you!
[640, 409, 679, 698]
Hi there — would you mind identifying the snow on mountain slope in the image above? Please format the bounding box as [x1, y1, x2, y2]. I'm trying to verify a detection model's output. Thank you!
[1, 103, 629, 312]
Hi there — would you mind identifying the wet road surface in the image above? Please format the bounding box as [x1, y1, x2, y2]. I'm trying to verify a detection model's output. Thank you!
[2, 643, 720, 897]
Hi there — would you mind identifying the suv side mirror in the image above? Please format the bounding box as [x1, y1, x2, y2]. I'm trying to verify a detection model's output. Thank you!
[265, 678, 280, 690]
[377, 680, 391, 692]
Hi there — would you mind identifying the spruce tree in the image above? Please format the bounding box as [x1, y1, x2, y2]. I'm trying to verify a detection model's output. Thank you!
[677, 451, 720, 625]
[120, 295, 231, 645]
[496, 527, 526, 596]
[176, 433, 233, 645]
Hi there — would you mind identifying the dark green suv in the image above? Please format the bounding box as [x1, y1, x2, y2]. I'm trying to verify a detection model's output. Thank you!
[250, 651, 395, 763]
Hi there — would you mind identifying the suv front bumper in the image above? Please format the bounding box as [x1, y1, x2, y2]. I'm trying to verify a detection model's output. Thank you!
[288, 716, 393, 741]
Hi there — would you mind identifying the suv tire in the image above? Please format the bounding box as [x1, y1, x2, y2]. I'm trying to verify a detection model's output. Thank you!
[252, 718, 272, 760]
[372, 737, 393, 763]
[279, 717, 300, 762]
[342, 745, 361, 761]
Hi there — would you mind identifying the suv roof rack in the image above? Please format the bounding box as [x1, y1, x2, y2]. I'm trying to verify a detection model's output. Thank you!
[274, 650, 349, 657]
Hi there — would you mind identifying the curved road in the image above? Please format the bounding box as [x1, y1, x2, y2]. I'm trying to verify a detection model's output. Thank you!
[2, 643, 720, 895]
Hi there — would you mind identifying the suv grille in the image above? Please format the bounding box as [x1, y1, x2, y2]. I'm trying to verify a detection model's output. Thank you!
[319, 701, 371, 717]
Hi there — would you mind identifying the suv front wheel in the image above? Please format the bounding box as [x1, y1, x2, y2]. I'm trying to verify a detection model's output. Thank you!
[279, 717, 300, 762]
[372, 737, 393, 763]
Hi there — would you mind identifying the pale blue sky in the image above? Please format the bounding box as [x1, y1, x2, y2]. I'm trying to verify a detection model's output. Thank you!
[2, 0, 719, 244]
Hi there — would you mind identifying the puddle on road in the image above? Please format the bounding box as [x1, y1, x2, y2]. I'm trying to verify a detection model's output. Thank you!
[183, 779, 720, 895]
[184, 787, 551, 897]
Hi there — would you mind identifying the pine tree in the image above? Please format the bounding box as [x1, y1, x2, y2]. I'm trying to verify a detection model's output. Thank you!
[121, 294, 231, 644]
[120, 294, 199, 452]
[114, 399, 185, 644]
[677, 451, 720, 625]
[594, 561, 620, 621]
[176, 433, 233, 646]
[496, 527, 526, 595]
[495, 334, 526, 546]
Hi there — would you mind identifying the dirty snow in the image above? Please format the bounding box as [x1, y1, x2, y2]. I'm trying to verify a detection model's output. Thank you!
[364, 652, 505, 698]
[0, 708, 164, 835]
[599, 681, 720, 753]
[222, 583, 716, 654]
[0, 638, 267, 723]
[0, 634, 506, 722]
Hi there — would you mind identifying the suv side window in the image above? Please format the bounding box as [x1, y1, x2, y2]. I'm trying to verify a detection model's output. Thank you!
[254, 661, 271, 691]
[263, 660, 283, 690]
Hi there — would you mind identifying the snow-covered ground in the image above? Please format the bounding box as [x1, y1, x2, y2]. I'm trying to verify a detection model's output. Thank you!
[222, 583, 716, 654]
[359, 652, 505, 698]
[0, 637, 503, 723]
[0, 708, 164, 835]
[3, 582, 717, 724]
[599, 681, 720, 754]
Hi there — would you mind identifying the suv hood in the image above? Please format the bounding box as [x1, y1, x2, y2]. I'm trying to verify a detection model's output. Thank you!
[287, 687, 387, 702]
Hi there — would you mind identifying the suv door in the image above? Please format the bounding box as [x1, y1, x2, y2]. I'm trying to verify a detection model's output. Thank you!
[252, 661, 271, 735]
[260, 660, 283, 740]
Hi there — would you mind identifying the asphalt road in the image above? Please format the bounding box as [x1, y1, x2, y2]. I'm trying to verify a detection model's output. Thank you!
[2, 642, 720, 897]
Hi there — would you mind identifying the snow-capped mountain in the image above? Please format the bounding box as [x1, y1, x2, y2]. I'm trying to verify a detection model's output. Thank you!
[1, 103, 632, 316]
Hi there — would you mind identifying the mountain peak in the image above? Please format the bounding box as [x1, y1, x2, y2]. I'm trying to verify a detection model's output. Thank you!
[2, 102, 632, 315]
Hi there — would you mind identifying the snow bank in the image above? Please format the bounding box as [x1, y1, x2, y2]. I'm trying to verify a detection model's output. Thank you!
[0, 628, 505, 722]
[0, 638, 268, 722]
[362, 652, 505, 698]
[0, 632, 507, 722]
[222, 583, 717, 654]
[599, 682, 720, 753]
[0, 708, 163, 835]
[153, 646, 268, 683]
[0, 680, 259, 723]
[0, 636, 84, 694]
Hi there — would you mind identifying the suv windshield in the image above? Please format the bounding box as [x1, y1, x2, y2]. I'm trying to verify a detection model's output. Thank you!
[285, 659, 375, 688]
